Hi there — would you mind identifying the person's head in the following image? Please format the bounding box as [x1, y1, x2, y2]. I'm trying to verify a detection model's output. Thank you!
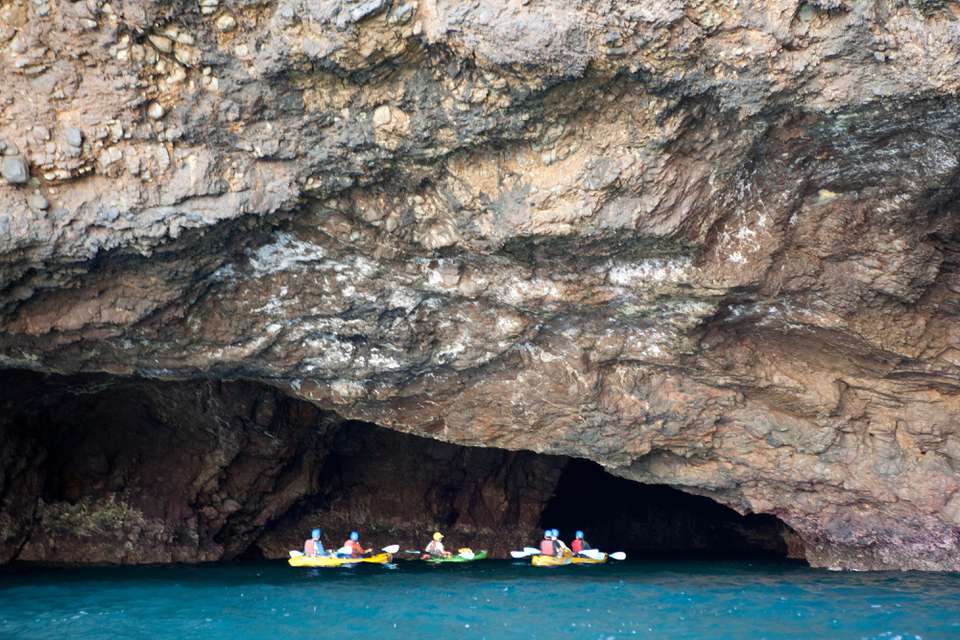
[575, 530, 584, 539]
[432, 531, 443, 541]
[551, 529, 560, 539]
[543, 529, 551, 539]
[311, 528, 321, 540]
[350, 531, 359, 541]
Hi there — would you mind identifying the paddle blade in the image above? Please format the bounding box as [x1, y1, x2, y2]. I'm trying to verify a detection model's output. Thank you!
[609, 552, 627, 561]
[510, 550, 532, 559]
[382, 544, 400, 554]
[289, 550, 304, 558]
[524, 547, 541, 555]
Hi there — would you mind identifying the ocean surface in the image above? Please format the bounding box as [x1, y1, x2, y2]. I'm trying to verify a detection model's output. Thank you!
[1, 556, 958, 639]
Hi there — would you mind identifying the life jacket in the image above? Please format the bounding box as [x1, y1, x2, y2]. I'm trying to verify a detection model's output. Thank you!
[571, 539, 583, 554]
[426, 540, 444, 555]
[304, 539, 317, 557]
[540, 539, 554, 556]
[343, 540, 362, 555]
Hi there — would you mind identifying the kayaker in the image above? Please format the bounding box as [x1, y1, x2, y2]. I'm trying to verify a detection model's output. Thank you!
[304, 528, 325, 557]
[424, 531, 452, 558]
[338, 531, 370, 557]
[571, 530, 592, 556]
[540, 529, 557, 556]
[552, 529, 571, 556]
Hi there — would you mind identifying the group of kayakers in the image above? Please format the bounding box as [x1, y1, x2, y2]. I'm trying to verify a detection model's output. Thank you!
[303, 527, 594, 559]
[303, 529, 372, 558]
[540, 529, 593, 557]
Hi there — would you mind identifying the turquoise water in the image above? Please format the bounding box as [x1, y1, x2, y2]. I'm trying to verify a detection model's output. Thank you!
[2, 558, 959, 639]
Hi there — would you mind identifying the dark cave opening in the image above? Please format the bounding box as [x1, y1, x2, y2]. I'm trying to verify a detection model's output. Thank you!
[0, 370, 798, 565]
[539, 459, 792, 558]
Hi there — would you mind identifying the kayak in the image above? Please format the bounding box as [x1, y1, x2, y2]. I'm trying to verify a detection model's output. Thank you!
[288, 552, 392, 567]
[426, 551, 488, 563]
[531, 553, 607, 566]
[572, 553, 607, 564]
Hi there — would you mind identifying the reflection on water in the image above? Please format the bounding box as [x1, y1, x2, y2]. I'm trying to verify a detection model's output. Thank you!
[1, 557, 958, 639]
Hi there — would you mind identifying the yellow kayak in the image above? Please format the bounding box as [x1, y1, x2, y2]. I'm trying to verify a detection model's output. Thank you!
[532, 553, 608, 566]
[572, 553, 607, 564]
[288, 552, 392, 567]
[531, 555, 572, 567]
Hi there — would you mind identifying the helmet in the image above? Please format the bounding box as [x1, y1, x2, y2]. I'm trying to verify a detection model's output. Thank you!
[311, 528, 321, 539]
[575, 530, 584, 539]
[433, 531, 443, 541]
[551, 529, 559, 538]
[350, 531, 359, 541]
[543, 529, 551, 538]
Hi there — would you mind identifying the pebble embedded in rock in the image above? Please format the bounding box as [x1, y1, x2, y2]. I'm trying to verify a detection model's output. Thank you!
[148, 34, 173, 53]
[216, 14, 237, 31]
[373, 105, 392, 126]
[2, 142, 19, 156]
[147, 102, 165, 120]
[1, 155, 29, 184]
[28, 193, 49, 210]
[65, 127, 84, 148]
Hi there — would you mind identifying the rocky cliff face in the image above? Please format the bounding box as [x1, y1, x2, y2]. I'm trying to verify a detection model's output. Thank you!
[1, 0, 959, 570]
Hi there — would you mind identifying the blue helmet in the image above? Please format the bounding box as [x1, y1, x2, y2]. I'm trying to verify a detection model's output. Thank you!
[543, 529, 551, 538]
[575, 530, 584, 539]
[311, 528, 321, 539]
[551, 529, 559, 538]
[350, 531, 359, 541]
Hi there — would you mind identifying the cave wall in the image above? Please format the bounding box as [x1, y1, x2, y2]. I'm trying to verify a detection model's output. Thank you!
[0, 372, 567, 563]
[1, 1, 959, 570]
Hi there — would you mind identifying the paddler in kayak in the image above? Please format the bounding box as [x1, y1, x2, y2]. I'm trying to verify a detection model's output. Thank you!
[553, 529, 572, 556]
[539, 529, 561, 556]
[571, 530, 593, 556]
[304, 528, 325, 557]
[337, 531, 371, 557]
[423, 531, 452, 559]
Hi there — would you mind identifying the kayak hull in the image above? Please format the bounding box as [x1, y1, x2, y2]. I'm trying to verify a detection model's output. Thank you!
[531, 555, 572, 567]
[426, 551, 488, 563]
[532, 553, 608, 566]
[571, 554, 607, 564]
[288, 552, 391, 567]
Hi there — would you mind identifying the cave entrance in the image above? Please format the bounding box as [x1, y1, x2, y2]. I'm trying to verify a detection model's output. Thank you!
[539, 459, 792, 558]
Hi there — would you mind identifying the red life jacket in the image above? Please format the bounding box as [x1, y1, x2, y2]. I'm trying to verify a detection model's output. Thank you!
[540, 539, 554, 556]
[571, 539, 583, 554]
[304, 539, 317, 556]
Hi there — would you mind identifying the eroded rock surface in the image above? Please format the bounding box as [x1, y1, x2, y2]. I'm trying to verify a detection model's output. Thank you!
[1, 0, 959, 569]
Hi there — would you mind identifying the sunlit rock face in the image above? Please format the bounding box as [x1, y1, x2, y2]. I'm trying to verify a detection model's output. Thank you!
[1, 0, 959, 570]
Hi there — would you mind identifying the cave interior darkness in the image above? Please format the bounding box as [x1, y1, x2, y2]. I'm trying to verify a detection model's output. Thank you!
[0, 371, 795, 563]
[540, 459, 791, 558]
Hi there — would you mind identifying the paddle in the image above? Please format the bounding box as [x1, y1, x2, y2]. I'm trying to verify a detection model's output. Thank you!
[579, 548, 627, 561]
[510, 547, 543, 559]
[381, 544, 400, 555]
